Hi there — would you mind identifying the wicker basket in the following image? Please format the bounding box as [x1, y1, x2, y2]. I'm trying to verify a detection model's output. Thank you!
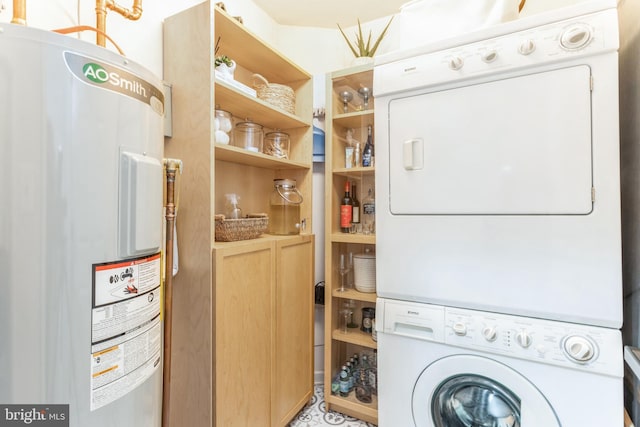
[252, 74, 295, 115]
[214, 214, 269, 242]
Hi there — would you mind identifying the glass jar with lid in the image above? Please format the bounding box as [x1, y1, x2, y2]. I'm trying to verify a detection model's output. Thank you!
[269, 179, 303, 235]
[264, 131, 290, 159]
[214, 109, 233, 145]
[234, 120, 263, 153]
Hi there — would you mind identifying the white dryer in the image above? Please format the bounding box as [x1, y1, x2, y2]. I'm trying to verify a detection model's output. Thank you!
[376, 298, 623, 427]
[373, 0, 621, 328]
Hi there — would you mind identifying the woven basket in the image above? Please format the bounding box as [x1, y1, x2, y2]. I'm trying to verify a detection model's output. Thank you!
[252, 74, 295, 115]
[214, 214, 269, 242]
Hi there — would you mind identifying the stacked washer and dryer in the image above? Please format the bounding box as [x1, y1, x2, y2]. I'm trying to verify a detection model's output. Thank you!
[373, 0, 623, 426]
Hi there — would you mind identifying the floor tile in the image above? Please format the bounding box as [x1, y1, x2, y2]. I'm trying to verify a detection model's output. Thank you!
[288, 385, 377, 427]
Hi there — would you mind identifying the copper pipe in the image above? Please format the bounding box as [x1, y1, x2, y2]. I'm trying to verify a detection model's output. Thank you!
[95, 0, 143, 47]
[162, 158, 181, 427]
[11, 0, 26, 25]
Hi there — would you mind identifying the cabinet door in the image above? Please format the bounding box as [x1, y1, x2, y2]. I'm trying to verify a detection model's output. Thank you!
[273, 236, 315, 426]
[213, 241, 275, 427]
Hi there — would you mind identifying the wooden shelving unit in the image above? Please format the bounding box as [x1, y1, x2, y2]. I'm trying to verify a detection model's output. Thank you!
[163, 2, 314, 426]
[324, 64, 378, 425]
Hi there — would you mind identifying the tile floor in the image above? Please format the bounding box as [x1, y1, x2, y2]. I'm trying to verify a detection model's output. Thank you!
[288, 385, 377, 427]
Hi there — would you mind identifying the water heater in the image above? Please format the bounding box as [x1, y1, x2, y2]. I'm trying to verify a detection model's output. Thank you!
[0, 23, 165, 426]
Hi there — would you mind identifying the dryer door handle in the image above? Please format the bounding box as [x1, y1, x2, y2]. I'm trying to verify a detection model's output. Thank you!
[403, 138, 424, 170]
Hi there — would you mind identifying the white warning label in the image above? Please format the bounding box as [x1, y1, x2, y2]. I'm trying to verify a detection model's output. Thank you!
[90, 253, 162, 411]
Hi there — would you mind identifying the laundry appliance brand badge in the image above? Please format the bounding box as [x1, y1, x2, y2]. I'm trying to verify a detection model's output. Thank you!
[63, 51, 164, 116]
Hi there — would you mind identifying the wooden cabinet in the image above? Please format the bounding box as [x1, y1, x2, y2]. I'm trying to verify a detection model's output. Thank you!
[163, 2, 314, 426]
[323, 65, 378, 424]
[213, 235, 314, 427]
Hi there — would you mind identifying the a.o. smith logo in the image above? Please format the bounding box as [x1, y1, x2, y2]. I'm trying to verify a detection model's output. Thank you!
[0, 405, 68, 426]
[64, 51, 164, 116]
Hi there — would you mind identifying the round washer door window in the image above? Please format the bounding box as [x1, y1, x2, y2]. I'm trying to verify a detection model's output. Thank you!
[432, 374, 520, 427]
[412, 355, 560, 427]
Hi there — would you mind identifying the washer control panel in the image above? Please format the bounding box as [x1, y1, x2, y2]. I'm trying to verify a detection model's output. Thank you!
[444, 307, 621, 377]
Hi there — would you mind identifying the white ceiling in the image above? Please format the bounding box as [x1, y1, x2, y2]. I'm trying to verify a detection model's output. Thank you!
[250, 0, 407, 28]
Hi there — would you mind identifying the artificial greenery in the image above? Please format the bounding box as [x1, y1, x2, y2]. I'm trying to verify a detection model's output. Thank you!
[337, 16, 394, 58]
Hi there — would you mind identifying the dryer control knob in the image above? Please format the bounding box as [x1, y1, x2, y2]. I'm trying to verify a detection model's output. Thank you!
[560, 24, 593, 50]
[516, 331, 532, 348]
[482, 326, 498, 342]
[481, 50, 498, 63]
[518, 39, 536, 55]
[564, 335, 596, 363]
[448, 56, 464, 71]
[452, 322, 467, 336]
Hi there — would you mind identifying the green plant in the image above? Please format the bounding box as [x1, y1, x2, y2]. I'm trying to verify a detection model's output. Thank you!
[337, 16, 394, 58]
[214, 36, 233, 67]
[215, 55, 233, 67]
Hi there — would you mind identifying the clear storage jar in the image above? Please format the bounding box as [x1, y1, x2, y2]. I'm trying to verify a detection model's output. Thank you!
[264, 131, 290, 159]
[269, 179, 303, 235]
[214, 109, 233, 145]
[234, 121, 263, 153]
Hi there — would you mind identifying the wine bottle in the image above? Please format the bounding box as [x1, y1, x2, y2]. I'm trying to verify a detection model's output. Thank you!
[340, 181, 353, 233]
[351, 182, 360, 225]
[362, 125, 374, 167]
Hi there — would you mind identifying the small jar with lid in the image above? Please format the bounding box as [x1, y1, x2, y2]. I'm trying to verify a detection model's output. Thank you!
[214, 109, 233, 145]
[264, 131, 290, 159]
[234, 121, 263, 153]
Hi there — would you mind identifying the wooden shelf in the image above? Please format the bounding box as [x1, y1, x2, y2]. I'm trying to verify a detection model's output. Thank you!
[215, 80, 311, 130]
[330, 233, 376, 245]
[333, 166, 375, 178]
[325, 394, 378, 425]
[215, 143, 310, 170]
[164, 3, 314, 426]
[214, 5, 309, 84]
[332, 288, 377, 303]
[332, 328, 378, 349]
[332, 110, 375, 130]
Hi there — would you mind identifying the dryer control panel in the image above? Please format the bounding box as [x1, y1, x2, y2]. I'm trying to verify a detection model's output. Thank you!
[444, 306, 622, 377]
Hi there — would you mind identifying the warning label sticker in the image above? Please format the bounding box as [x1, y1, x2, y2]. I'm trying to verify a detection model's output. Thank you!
[90, 253, 162, 411]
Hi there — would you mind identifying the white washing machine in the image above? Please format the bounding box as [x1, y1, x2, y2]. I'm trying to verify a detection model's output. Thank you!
[376, 298, 623, 426]
[373, 0, 621, 328]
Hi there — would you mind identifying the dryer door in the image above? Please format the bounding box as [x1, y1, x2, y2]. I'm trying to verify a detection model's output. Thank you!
[413, 355, 560, 427]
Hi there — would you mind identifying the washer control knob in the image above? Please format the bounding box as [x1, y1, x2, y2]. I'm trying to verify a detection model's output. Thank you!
[481, 50, 498, 63]
[560, 24, 593, 50]
[516, 330, 532, 348]
[452, 322, 467, 336]
[518, 39, 536, 55]
[448, 56, 464, 70]
[564, 335, 596, 363]
[482, 326, 498, 342]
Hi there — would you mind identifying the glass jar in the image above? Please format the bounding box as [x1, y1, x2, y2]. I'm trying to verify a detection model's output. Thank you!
[234, 121, 263, 153]
[264, 131, 290, 159]
[214, 109, 233, 145]
[269, 179, 303, 235]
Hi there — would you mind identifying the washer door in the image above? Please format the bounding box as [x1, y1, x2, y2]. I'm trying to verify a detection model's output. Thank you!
[413, 355, 560, 427]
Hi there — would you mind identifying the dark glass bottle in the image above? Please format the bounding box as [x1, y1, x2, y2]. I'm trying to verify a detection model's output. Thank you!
[351, 182, 360, 225]
[340, 181, 353, 233]
[362, 125, 374, 167]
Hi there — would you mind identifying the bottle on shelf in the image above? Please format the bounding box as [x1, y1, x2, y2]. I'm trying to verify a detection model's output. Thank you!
[339, 366, 350, 397]
[362, 188, 375, 235]
[340, 181, 353, 233]
[351, 182, 360, 228]
[362, 125, 374, 167]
